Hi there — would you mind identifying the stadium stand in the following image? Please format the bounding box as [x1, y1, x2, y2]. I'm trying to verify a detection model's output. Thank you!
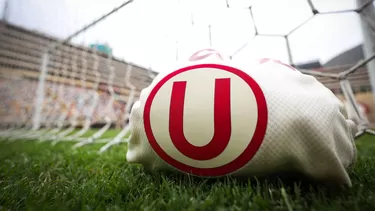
[0, 20, 374, 125]
[0, 20, 155, 126]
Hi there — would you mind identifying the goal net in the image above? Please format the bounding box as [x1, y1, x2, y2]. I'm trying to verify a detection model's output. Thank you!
[0, 0, 374, 151]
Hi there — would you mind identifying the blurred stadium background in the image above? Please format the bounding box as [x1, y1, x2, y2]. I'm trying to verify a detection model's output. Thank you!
[0, 0, 375, 143]
[1, 0, 375, 210]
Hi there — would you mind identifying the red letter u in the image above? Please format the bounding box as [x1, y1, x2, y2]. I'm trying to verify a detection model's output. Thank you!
[169, 78, 232, 161]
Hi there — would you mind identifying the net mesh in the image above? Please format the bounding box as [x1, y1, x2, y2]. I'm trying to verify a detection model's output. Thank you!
[0, 0, 374, 151]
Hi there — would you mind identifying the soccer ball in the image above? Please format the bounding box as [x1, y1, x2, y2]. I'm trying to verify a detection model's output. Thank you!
[126, 49, 357, 186]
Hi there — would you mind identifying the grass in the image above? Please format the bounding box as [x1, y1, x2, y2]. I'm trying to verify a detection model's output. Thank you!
[0, 131, 374, 211]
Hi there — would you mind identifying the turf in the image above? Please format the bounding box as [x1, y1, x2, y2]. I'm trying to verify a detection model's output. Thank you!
[0, 132, 374, 211]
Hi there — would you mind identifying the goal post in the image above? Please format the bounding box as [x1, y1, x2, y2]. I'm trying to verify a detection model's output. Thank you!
[357, 0, 375, 102]
[31, 0, 135, 132]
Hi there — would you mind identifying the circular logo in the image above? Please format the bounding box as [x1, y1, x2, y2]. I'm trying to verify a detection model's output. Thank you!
[144, 64, 268, 177]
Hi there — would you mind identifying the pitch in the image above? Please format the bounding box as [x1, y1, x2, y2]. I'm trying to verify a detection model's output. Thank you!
[0, 130, 374, 211]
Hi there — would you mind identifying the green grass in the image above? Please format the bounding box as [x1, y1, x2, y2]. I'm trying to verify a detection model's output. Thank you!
[0, 132, 374, 211]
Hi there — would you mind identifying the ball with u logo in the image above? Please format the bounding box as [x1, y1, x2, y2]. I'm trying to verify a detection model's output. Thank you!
[143, 63, 268, 177]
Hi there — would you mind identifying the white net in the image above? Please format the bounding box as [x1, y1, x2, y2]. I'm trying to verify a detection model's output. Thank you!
[0, 0, 374, 151]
